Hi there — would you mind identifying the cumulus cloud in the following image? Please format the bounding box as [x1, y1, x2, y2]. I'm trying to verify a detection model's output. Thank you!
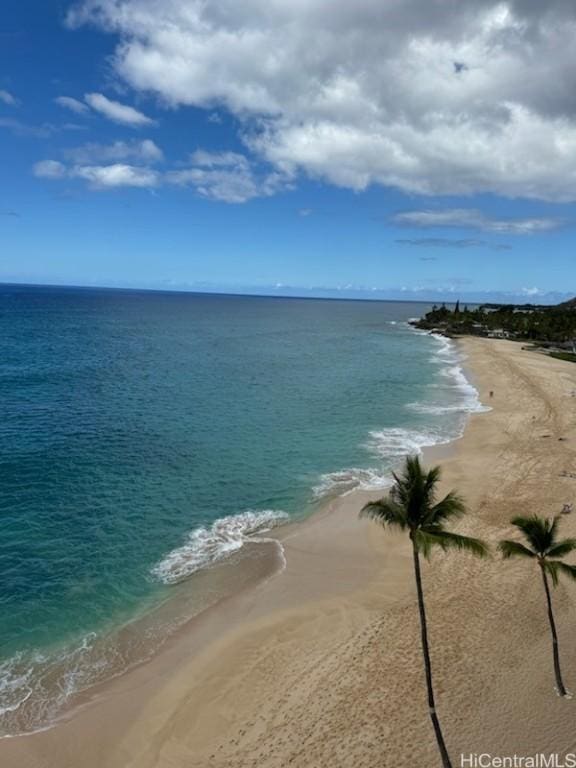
[393, 209, 561, 234]
[55, 96, 90, 115]
[84, 92, 153, 126]
[64, 139, 163, 164]
[0, 90, 17, 106]
[166, 150, 292, 203]
[66, 0, 576, 201]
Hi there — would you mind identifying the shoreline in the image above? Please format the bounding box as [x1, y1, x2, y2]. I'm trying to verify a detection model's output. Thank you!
[3, 338, 576, 766]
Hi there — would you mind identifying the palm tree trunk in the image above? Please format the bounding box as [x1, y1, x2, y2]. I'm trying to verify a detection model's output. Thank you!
[540, 564, 567, 697]
[411, 538, 453, 768]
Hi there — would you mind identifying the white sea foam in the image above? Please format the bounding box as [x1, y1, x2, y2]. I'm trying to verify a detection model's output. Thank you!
[151, 509, 289, 585]
[313, 326, 490, 502]
[0, 510, 288, 735]
[313, 424, 457, 500]
[423, 332, 491, 415]
[1, 507, 290, 736]
[313, 467, 392, 498]
[0, 656, 34, 717]
[0, 632, 104, 734]
[407, 402, 484, 415]
[366, 426, 453, 458]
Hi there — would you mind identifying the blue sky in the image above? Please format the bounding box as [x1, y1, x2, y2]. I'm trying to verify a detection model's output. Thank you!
[1, 0, 576, 303]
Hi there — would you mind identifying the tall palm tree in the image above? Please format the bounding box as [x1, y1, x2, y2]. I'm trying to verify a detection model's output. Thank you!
[361, 455, 488, 768]
[499, 515, 576, 697]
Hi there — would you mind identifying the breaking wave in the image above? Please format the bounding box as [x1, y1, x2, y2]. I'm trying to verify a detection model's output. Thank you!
[151, 509, 289, 585]
[313, 467, 392, 498]
[313, 327, 488, 500]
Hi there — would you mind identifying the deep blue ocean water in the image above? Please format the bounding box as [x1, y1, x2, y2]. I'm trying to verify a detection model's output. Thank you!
[0, 286, 484, 734]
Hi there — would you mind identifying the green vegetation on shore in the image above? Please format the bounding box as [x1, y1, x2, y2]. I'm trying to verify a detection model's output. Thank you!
[413, 298, 576, 347]
[549, 352, 576, 364]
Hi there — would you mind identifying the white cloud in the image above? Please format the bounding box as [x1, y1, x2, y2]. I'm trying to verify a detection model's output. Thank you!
[67, 0, 576, 201]
[191, 150, 249, 169]
[0, 90, 17, 106]
[64, 139, 163, 164]
[33, 160, 67, 179]
[521, 286, 544, 296]
[71, 163, 159, 188]
[33, 158, 158, 188]
[84, 92, 153, 126]
[166, 150, 292, 202]
[393, 209, 561, 234]
[55, 96, 90, 115]
[33, 143, 285, 198]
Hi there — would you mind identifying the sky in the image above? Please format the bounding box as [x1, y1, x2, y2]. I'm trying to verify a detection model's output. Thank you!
[1, 0, 576, 303]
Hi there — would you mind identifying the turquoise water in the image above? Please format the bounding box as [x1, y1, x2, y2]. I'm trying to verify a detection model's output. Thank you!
[0, 286, 484, 734]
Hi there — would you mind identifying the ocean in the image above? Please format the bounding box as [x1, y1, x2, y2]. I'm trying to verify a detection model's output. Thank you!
[0, 285, 485, 735]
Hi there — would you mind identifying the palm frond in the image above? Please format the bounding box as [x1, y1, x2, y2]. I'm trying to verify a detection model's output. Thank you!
[360, 498, 408, 530]
[547, 538, 576, 559]
[550, 561, 576, 583]
[549, 515, 560, 546]
[422, 529, 489, 558]
[360, 456, 485, 566]
[425, 490, 466, 526]
[543, 560, 560, 587]
[510, 514, 562, 555]
[407, 457, 441, 527]
[412, 529, 438, 559]
[498, 540, 537, 560]
[423, 464, 441, 501]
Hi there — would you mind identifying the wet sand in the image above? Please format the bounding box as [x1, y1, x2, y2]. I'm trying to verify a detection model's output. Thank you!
[3, 338, 576, 767]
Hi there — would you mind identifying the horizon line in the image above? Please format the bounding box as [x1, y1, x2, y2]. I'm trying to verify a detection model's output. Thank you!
[0, 280, 457, 305]
[0, 280, 569, 306]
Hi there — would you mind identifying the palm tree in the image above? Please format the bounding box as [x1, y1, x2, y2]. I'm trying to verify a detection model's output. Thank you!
[361, 456, 488, 768]
[499, 515, 576, 697]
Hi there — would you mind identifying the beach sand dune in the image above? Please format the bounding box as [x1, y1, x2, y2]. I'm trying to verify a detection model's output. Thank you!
[3, 338, 576, 768]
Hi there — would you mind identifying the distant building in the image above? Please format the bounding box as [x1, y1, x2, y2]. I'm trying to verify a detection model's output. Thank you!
[487, 329, 513, 339]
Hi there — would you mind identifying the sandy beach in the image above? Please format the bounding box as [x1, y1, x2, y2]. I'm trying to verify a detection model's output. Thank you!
[3, 337, 576, 768]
